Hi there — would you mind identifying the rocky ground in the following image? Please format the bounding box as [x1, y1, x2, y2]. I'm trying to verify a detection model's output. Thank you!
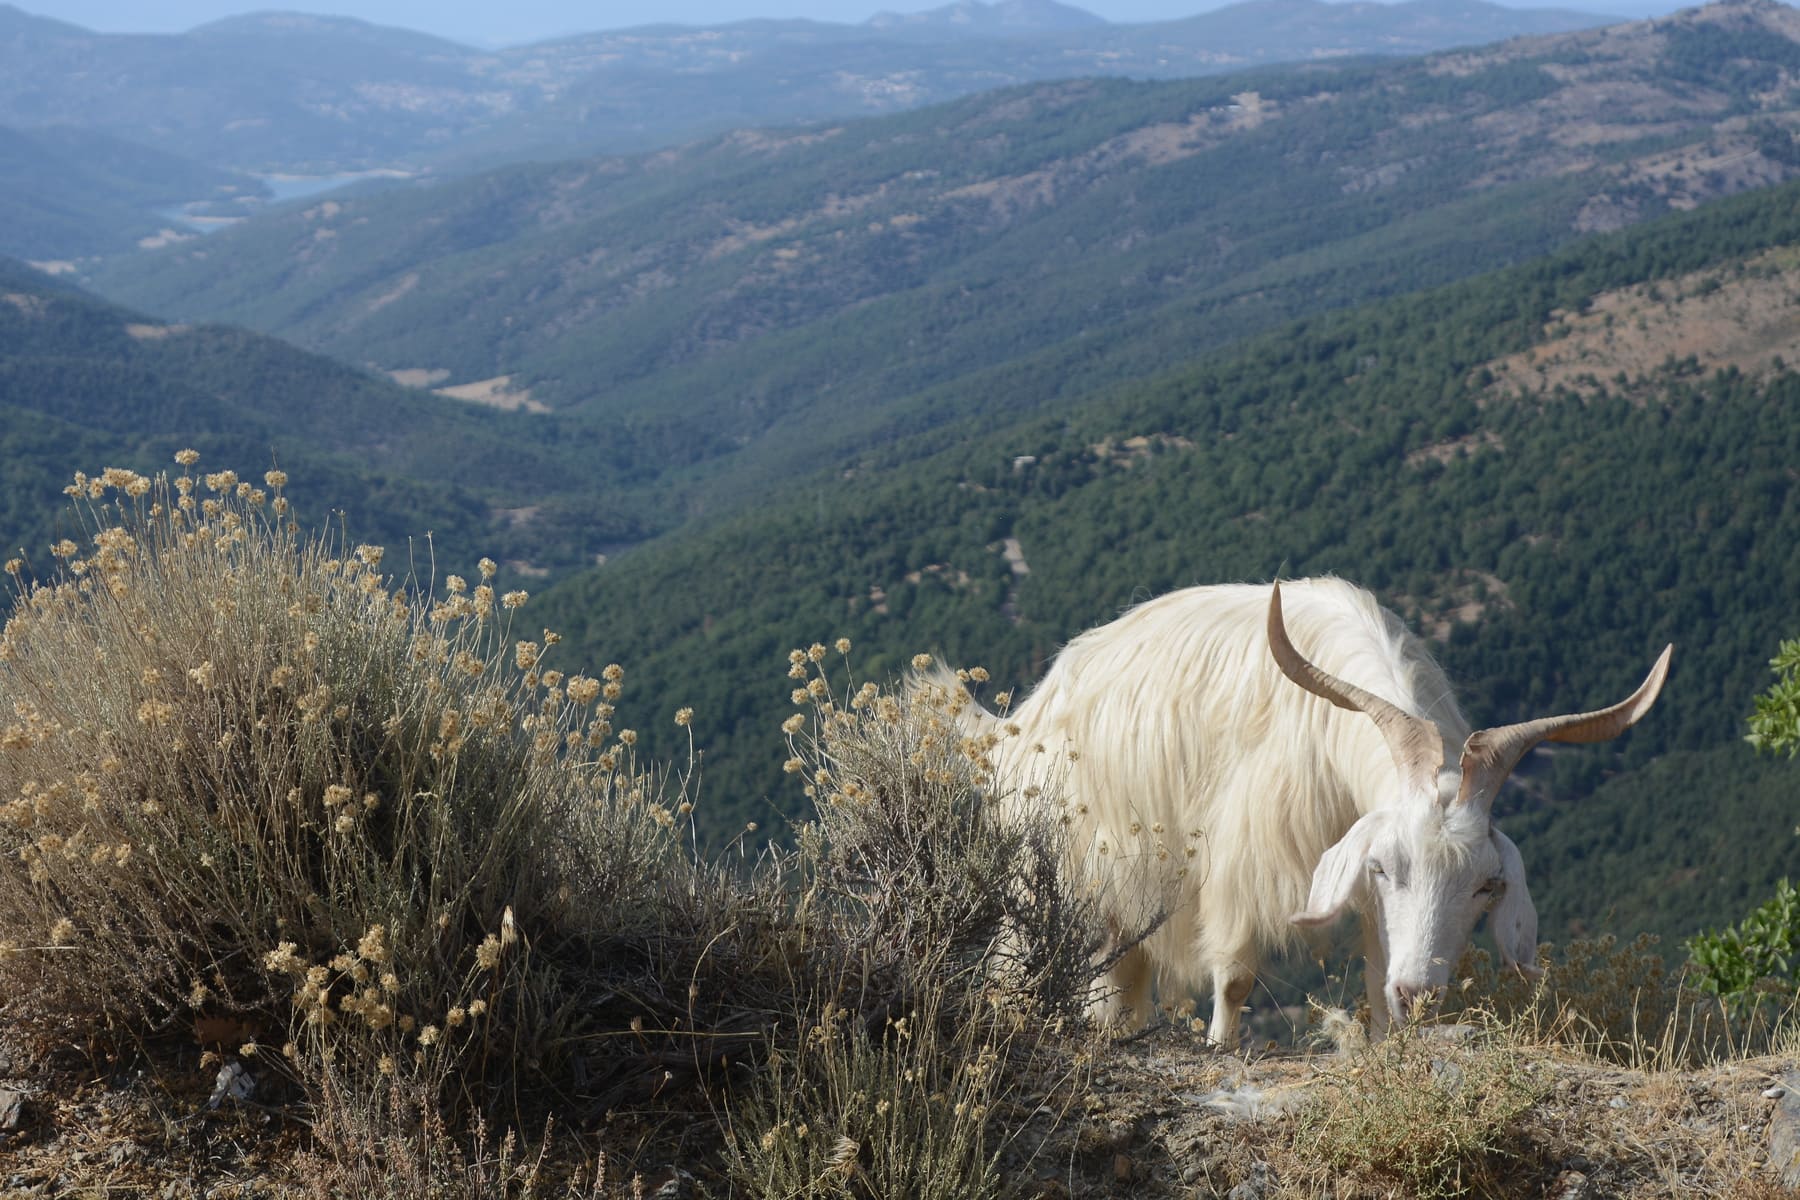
[1, 1021, 1796, 1198]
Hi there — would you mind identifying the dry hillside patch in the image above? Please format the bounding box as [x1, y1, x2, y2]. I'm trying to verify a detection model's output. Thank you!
[1479, 247, 1800, 401]
[434, 374, 550, 414]
[1047, 1024, 1794, 1200]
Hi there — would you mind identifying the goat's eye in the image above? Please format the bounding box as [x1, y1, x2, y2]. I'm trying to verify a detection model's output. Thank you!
[1368, 861, 1386, 878]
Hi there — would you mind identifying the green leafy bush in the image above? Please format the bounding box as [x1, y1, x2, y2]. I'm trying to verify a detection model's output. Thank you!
[1687, 879, 1800, 1019]
[1684, 640, 1800, 1018]
[1746, 637, 1800, 758]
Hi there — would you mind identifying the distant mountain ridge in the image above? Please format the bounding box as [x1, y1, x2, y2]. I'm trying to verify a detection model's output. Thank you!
[185, 9, 477, 54]
[0, 0, 1622, 172]
[87, 0, 1800, 526]
[865, 0, 1108, 35]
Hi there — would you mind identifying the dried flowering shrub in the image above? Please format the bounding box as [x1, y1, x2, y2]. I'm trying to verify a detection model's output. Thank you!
[0, 455, 672, 1117]
[782, 648, 1110, 1025]
[0, 460, 1115, 1193]
[723, 648, 1110, 1197]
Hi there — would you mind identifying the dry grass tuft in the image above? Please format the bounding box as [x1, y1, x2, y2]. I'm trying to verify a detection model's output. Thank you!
[1287, 1024, 1547, 1198]
[726, 982, 1011, 1200]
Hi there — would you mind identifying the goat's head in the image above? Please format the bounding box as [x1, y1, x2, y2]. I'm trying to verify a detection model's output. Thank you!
[1266, 582, 1672, 1027]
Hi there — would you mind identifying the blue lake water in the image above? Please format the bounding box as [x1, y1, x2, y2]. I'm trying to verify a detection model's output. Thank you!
[156, 169, 412, 234]
[260, 171, 400, 203]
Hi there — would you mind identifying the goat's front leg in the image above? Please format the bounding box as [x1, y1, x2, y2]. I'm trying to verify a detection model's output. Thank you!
[1209, 961, 1255, 1051]
[1094, 940, 1154, 1033]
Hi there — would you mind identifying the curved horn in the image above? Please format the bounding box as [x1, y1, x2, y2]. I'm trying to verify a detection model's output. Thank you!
[1267, 582, 1446, 796]
[1457, 644, 1673, 811]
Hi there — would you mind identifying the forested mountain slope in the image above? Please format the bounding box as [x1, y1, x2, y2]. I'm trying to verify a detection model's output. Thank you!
[534, 177, 1800, 948]
[0, 259, 644, 571]
[89, 0, 1800, 535]
[0, 124, 258, 260]
[0, 0, 1614, 172]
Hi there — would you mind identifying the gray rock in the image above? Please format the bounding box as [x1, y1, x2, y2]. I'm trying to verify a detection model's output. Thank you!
[648, 1167, 695, 1199]
[1421, 1023, 1481, 1043]
[1765, 1068, 1800, 1188]
[1553, 1169, 1591, 1199]
[1227, 1161, 1271, 1200]
[0, 1087, 25, 1131]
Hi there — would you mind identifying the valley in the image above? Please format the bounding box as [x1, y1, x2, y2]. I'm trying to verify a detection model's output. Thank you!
[82, 0, 1800, 557]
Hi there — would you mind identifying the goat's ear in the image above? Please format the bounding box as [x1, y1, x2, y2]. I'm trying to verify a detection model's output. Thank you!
[1292, 813, 1383, 927]
[1489, 827, 1543, 980]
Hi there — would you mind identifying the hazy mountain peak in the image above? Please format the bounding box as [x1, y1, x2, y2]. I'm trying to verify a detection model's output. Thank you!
[0, 3, 95, 37]
[187, 9, 476, 52]
[865, 0, 1108, 36]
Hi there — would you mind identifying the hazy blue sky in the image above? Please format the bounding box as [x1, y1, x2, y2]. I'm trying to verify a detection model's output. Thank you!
[34, 0, 1230, 43]
[30, 0, 1669, 47]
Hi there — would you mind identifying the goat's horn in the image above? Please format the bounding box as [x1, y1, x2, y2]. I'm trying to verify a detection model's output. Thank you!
[1267, 582, 1446, 795]
[1456, 644, 1673, 810]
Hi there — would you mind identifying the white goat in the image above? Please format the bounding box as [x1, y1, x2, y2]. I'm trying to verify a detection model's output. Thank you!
[933, 577, 1670, 1046]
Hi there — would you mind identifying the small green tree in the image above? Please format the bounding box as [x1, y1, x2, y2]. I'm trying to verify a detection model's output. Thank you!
[1746, 637, 1800, 757]
[1687, 639, 1800, 1016]
[1687, 880, 1800, 1018]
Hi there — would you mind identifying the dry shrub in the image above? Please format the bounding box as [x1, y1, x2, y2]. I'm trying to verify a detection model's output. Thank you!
[0, 457, 688, 1123]
[1289, 1026, 1547, 1198]
[726, 982, 1011, 1200]
[1446, 934, 1746, 1066]
[721, 650, 1110, 1196]
[0, 463, 1114, 1195]
[794, 652, 1109, 1023]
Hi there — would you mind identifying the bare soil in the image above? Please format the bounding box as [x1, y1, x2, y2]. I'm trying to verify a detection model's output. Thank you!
[3, 1022, 1793, 1198]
